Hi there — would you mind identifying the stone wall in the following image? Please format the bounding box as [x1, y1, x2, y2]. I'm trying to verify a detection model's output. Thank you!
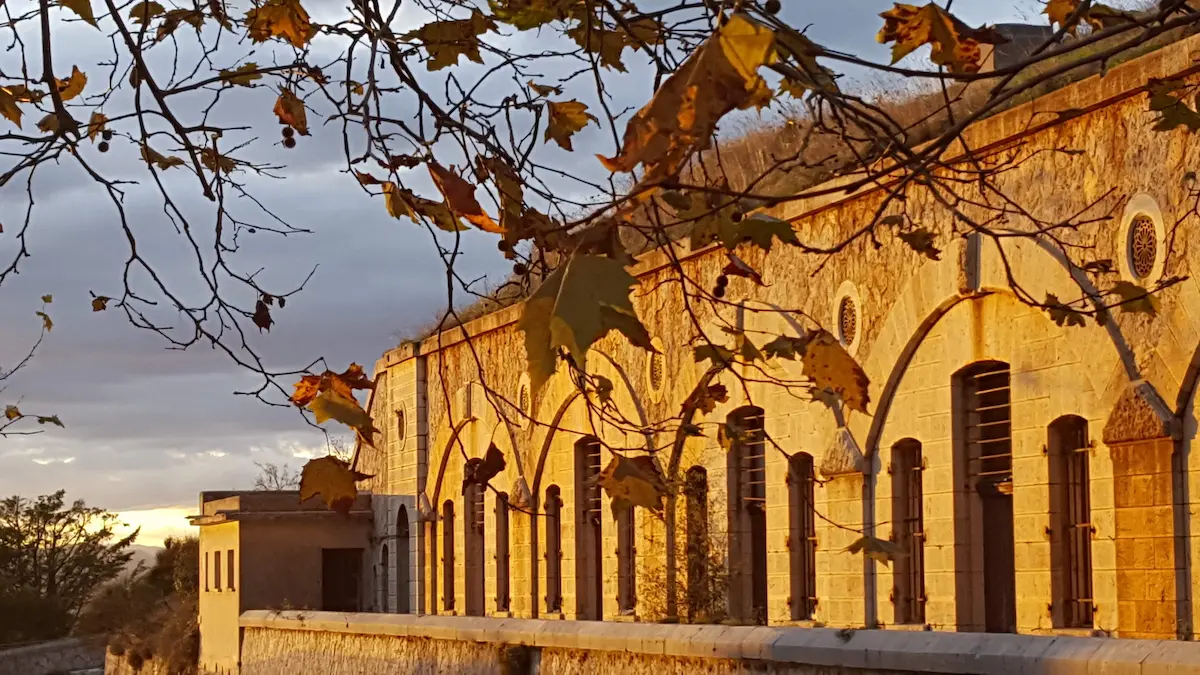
[104, 649, 169, 675]
[239, 610, 1200, 675]
[0, 637, 104, 675]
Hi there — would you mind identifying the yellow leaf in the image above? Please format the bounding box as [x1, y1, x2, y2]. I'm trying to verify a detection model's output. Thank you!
[717, 11, 778, 85]
[489, 0, 575, 30]
[37, 114, 59, 134]
[86, 112, 108, 142]
[310, 388, 379, 437]
[0, 88, 23, 128]
[140, 144, 186, 169]
[876, 3, 1007, 74]
[57, 66, 87, 102]
[519, 253, 653, 389]
[298, 455, 372, 514]
[91, 295, 110, 311]
[272, 88, 308, 135]
[568, 21, 630, 71]
[290, 364, 376, 408]
[4, 405, 20, 420]
[544, 99, 596, 151]
[200, 148, 238, 174]
[157, 8, 208, 40]
[594, 454, 669, 515]
[801, 329, 871, 414]
[6, 85, 45, 103]
[528, 80, 562, 97]
[219, 63, 263, 87]
[129, 0, 165, 22]
[59, 0, 98, 26]
[40, 294, 52, 304]
[428, 162, 500, 232]
[244, 0, 315, 49]
[36, 310, 53, 332]
[405, 9, 496, 71]
[480, 157, 526, 245]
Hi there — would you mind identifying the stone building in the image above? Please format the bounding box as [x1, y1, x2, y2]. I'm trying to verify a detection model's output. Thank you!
[199, 26, 1200, 665]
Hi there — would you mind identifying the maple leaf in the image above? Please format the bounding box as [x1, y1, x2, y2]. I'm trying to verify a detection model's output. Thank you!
[86, 112, 107, 142]
[0, 88, 21, 128]
[774, 27, 837, 94]
[568, 21, 630, 71]
[528, 81, 562, 97]
[252, 299, 273, 332]
[273, 88, 309, 135]
[1045, 0, 1135, 35]
[56, 67, 87, 102]
[876, 3, 1007, 74]
[60, 0, 98, 27]
[6, 85, 45, 104]
[405, 10, 497, 71]
[544, 100, 597, 151]
[763, 335, 807, 360]
[1045, 293, 1086, 328]
[244, 0, 315, 49]
[802, 329, 871, 414]
[40, 294, 52, 304]
[898, 228, 941, 261]
[357, 173, 467, 232]
[519, 254, 651, 389]
[91, 295, 110, 311]
[600, 13, 777, 181]
[845, 535, 907, 567]
[157, 8, 208, 40]
[220, 63, 263, 87]
[4, 405, 20, 420]
[480, 157, 525, 242]
[140, 144, 186, 170]
[489, 0, 575, 31]
[200, 148, 238, 174]
[299, 455, 372, 515]
[1147, 81, 1200, 133]
[462, 443, 506, 494]
[594, 454, 669, 515]
[129, 0, 165, 22]
[681, 382, 728, 416]
[310, 389, 378, 438]
[428, 162, 501, 232]
[727, 213, 800, 252]
[35, 311, 51, 331]
[1111, 281, 1160, 316]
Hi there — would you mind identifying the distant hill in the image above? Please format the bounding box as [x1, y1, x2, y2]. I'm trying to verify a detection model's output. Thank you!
[124, 544, 162, 573]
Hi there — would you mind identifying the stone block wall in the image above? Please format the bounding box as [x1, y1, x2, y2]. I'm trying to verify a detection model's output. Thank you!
[1111, 439, 1177, 639]
[0, 638, 103, 675]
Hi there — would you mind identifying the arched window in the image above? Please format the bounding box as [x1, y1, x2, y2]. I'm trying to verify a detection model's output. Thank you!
[954, 361, 1015, 633]
[575, 437, 604, 620]
[788, 452, 816, 621]
[545, 485, 563, 613]
[428, 517, 438, 613]
[617, 504, 636, 613]
[1048, 416, 1093, 629]
[396, 505, 411, 614]
[464, 483, 485, 616]
[495, 492, 511, 612]
[380, 544, 390, 613]
[891, 439, 925, 625]
[684, 466, 709, 622]
[727, 406, 768, 624]
[442, 500, 455, 612]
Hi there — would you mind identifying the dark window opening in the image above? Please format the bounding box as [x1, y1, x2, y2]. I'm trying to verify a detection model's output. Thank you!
[685, 466, 709, 623]
[321, 548, 363, 612]
[495, 492, 511, 612]
[214, 550, 222, 591]
[380, 544, 390, 613]
[1049, 416, 1094, 629]
[397, 505, 411, 614]
[728, 406, 768, 625]
[442, 500, 456, 612]
[891, 439, 925, 625]
[545, 485, 563, 613]
[788, 452, 817, 621]
[617, 503, 636, 614]
[464, 483, 485, 616]
[575, 438, 604, 620]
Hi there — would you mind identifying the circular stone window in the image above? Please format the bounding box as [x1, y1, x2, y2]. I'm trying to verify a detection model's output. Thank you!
[515, 373, 532, 429]
[647, 336, 666, 402]
[832, 280, 862, 355]
[1117, 194, 1166, 285]
[395, 405, 407, 445]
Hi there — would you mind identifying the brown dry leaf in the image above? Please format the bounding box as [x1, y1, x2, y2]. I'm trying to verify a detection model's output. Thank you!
[428, 162, 501, 232]
[299, 455, 372, 515]
[129, 0, 165, 22]
[141, 144, 186, 170]
[0, 88, 23, 128]
[273, 88, 308, 135]
[876, 3, 1007, 74]
[310, 389, 378, 437]
[290, 364, 378, 439]
[36, 311, 53, 332]
[599, 13, 776, 182]
[406, 10, 496, 71]
[528, 80, 562, 97]
[41, 294, 52, 304]
[86, 112, 107, 142]
[801, 329, 871, 414]
[157, 8, 208, 40]
[290, 364, 375, 408]
[356, 172, 466, 232]
[544, 99, 597, 151]
[594, 454, 669, 515]
[57, 66, 87, 102]
[220, 63, 263, 86]
[845, 535, 907, 567]
[244, 0, 315, 49]
[252, 299, 273, 332]
[6, 85, 45, 103]
[200, 148, 238, 174]
[4, 405, 20, 420]
[91, 295, 110, 311]
[462, 443, 506, 494]
[1044, 0, 1135, 35]
[490, 0, 576, 31]
[480, 157, 526, 244]
[568, 21, 630, 71]
[60, 0, 98, 26]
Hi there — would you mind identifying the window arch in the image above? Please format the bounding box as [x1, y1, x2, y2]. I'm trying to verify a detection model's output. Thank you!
[464, 483, 485, 616]
[495, 492, 511, 613]
[891, 439, 925, 625]
[380, 544, 390, 613]
[575, 437, 604, 620]
[442, 499, 455, 612]
[684, 466, 709, 623]
[396, 505, 410, 614]
[1048, 415, 1093, 629]
[788, 452, 816, 621]
[727, 406, 768, 624]
[545, 485, 563, 613]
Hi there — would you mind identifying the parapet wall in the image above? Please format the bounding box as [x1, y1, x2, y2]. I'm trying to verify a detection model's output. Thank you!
[239, 610, 1200, 675]
[0, 637, 104, 675]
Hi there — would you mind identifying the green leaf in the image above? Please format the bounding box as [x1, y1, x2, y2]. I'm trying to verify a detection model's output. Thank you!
[519, 254, 652, 389]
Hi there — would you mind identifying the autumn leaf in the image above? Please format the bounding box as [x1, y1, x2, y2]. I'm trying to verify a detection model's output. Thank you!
[310, 389, 378, 437]
[357, 173, 466, 232]
[290, 364, 376, 440]
[845, 535, 907, 567]
[428, 162, 500, 232]
[0, 88, 23, 128]
[876, 3, 1007, 74]
[898, 228, 941, 261]
[157, 8, 208, 40]
[462, 443, 506, 494]
[129, 0, 165, 22]
[1045, 293, 1086, 328]
[141, 144, 186, 170]
[4, 405, 20, 420]
[252, 299, 273, 332]
[480, 157, 524, 241]
[273, 88, 308, 135]
[600, 13, 777, 181]
[802, 329, 871, 414]
[220, 63, 263, 87]
[568, 22, 630, 71]
[36, 311, 52, 332]
[245, 0, 315, 49]
[200, 148, 238, 174]
[722, 253, 763, 285]
[405, 10, 496, 71]
[763, 335, 806, 361]
[1045, 0, 1135, 35]
[56, 66, 87, 102]
[593, 375, 614, 403]
[544, 100, 596, 151]
[86, 112, 107, 142]
[60, 0, 97, 27]
[706, 213, 800, 252]
[37, 415, 64, 427]
[290, 364, 374, 408]
[519, 254, 652, 389]
[528, 80, 562, 97]
[489, 0, 575, 31]
[774, 26, 837, 94]
[299, 455, 372, 515]
[1111, 281, 1160, 316]
[91, 295, 110, 311]
[593, 454, 669, 515]
[40, 294, 52, 304]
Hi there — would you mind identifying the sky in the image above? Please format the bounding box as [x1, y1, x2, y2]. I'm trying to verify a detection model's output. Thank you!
[0, 0, 1056, 546]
